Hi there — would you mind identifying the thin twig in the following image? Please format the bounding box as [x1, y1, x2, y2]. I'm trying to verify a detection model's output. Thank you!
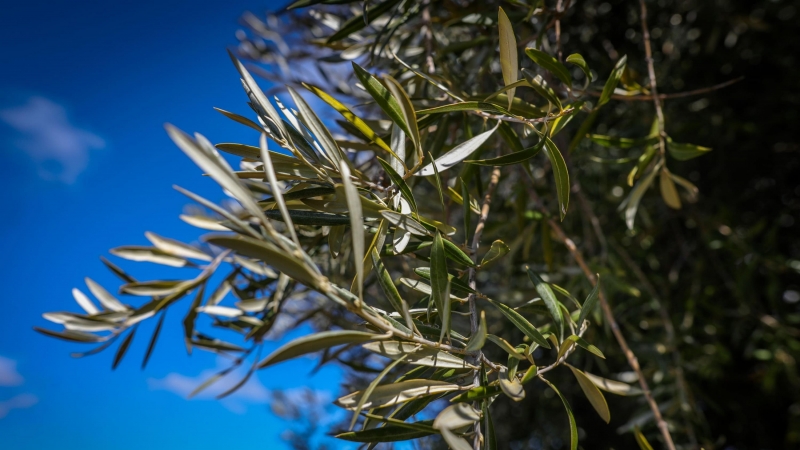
[554, 0, 565, 62]
[421, 0, 436, 74]
[639, 0, 667, 158]
[580, 76, 744, 102]
[611, 239, 699, 448]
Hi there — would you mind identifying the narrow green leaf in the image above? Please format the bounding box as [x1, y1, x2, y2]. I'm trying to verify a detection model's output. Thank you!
[335, 379, 461, 410]
[338, 161, 365, 302]
[362, 341, 475, 369]
[543, 137, 570, 220]
[336, 423, 435, 442]
[526, 268, 564, 342]
[486, 334, 526, 360]
[258, 330, 383, 369]
[484, 403, 497, 450]
[450, 385, 501, 403]
[427, 151, 447, 219]
[598, 55, 627, 108]
[85, 278, 127, 312]
[416, 101, 509, 116]
[622, 164, 659, 230]
[498, 7, 518, 108]
[413, 267, 475, 295]
[465, 311, 487, 352]
[634, 426, 655, 450]
[521, 69, 562, 110]
[429, 231, 449, 316]
[568, 365, 611, 423]
[71, 287, 100, 315]
[525, 47, 572, 87]
[263, 209, 350, 226]
[480, 240, 510, 268]
[484, 298, 550, 349]
[566, 53, 591, 81]
[659, 167, 682, 209]
[167, 126, 272, 233]
[260, 134, 301, 247]
[204, 234, 320, 289]
[371, 248, 405, 317]
[589, 134, 658, 149]
[583, 371, 643, 396]
[34, 327, 106, 343]
[110, 246, 188, 268]
[213, 107, 263, 133]
[380, 210, 430, 236]
[540, 377, 578, 450]
[416, 125, 498, 177]
[352, 62, 410, 136]
[141, 311, 165, 369]
[229, 51, 287, 139]
[466, 138, 544, 166]
[350, 354, 408, 430]
[442, 239, 476, 267]
[377, 157, 416, 211]
[667, 140, 712, 161]
[112, 328, 136, 370]
[384, 75, 421, 156]
[288, 86, 345, 166]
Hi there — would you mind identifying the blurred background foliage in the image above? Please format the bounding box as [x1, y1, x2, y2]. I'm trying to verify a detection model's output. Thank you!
[230, 0, 799, 448]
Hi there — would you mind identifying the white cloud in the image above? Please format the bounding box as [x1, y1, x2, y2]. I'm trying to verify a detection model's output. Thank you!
[0, 96, 105, 183]
[148, 357, 271, 414]
[0, 356, 23, 387]
[0, 356, 38, 420]
[148, 357, 336, 420]
[0, 394, 38, 419]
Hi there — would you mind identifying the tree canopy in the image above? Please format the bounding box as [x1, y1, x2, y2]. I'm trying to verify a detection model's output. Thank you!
[38, 0, 799, 448]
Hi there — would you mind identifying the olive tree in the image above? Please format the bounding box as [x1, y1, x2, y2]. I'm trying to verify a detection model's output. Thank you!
[38, 0, 766, 448]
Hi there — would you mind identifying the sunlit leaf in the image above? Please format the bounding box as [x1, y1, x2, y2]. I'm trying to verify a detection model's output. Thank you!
[258, 330, 383, 369]
[543, 137, 570, 220]
[525, 47, 571, 88]
[484, 298, 550, 348]
[486, 334, 526, 360]
[597, 55, 627, 108]
[416, 125, 498, 177]
[498, 7, 518, 108]
[335, 379, 461, 410]
[352, 62, 410, 137]
[568, 365, 611, 423]
[566, 53, 591, 81]
[659, 166, 682, 209]
[583, 371, 643, 396]
[667, 140, 712, 161]
[480, 240, 509, 268]
[362, 341, 475, 369]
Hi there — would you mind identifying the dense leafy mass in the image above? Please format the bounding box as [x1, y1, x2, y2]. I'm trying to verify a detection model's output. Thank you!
[39, 0, 799, 448]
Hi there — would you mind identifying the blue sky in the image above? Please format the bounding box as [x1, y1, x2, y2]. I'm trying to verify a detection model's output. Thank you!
[0, 1, 350, 448]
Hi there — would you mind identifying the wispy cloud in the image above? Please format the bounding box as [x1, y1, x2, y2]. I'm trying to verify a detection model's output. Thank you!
[0, 96, 105, 183]
[0, 394, 38, 419]
[148, 357, 335, 418]
[0, 356, 37, 420]
[0, 356, 24, 387]
[148, 357, 270, 414]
